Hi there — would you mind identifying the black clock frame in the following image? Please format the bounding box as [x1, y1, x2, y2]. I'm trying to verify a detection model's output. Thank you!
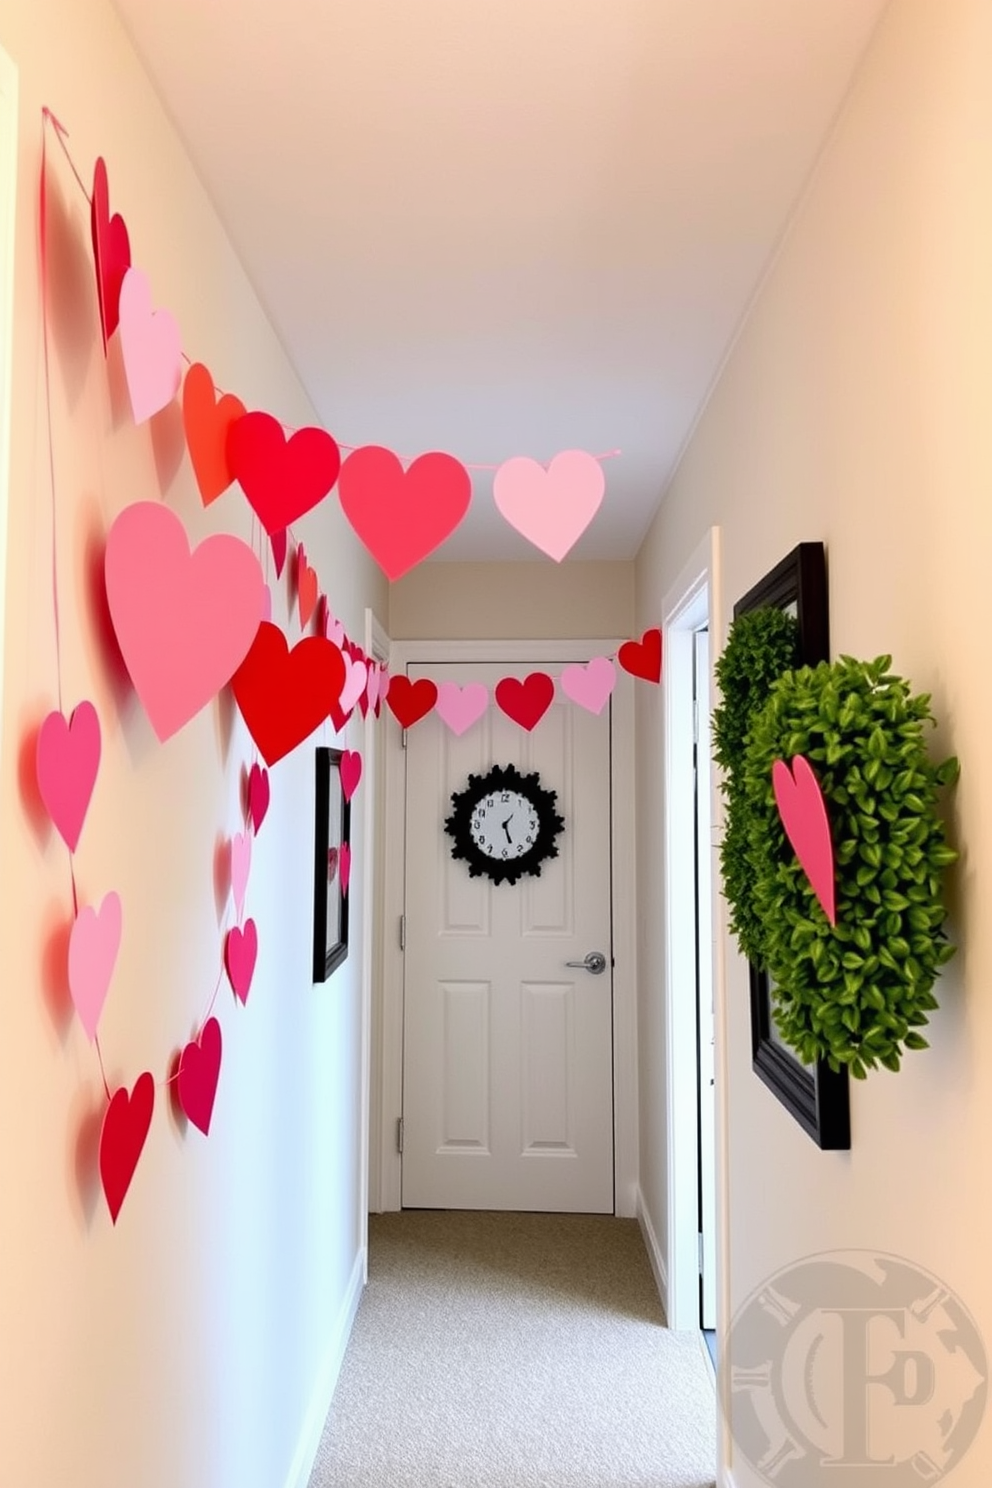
[445, 763, 564, 886]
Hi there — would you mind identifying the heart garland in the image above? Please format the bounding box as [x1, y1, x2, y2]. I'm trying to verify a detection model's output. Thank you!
[492, 450, 605, 561]
[494, 673, 555, 731]
[228, 412, 341, 535]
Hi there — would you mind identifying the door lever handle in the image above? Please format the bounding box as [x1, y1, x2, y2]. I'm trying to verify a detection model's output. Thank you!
[565, 951, 607, 975]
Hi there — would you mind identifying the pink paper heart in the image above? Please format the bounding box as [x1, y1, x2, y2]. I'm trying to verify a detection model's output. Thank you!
[68, 891, 122, 1041]
[560, 657, 616, 715]
[339, 654, 368, 716]
[365, 665, 381, 710]
[339, 842, 352, 895]
[36, 701, 101, 852]
[322, 606, 345, 647]
[377, 668, 390, 715]
[772, 755, 837, 926]
[341, 750, 362, 802]
[177, 1018, 222, 1136]
[492, 450, 605, 562]
[105, 501, 265, 742]
[435, 681, 489, 736]
[231, 830, 251, 921]
[247, 763, 270, 834]
[118, 268, 183, 425]
[225, 919, 258, 1004]
[271, 528, 288, 579]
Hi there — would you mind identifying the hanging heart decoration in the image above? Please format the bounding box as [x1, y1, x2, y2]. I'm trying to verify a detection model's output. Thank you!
[118, 269, 183, 425]
[247, 763, 270, 835]
[182, 362, 245, 506]
[338, 446, 472, 580]
[225, 919, 258, 1005]
[386, 676, 438, 729]
[99, 1071, 155, 1225]
[340, 750, 363, 802]
[271, 528, 288, 579]
[339, 842, 352, 895]
[228, 412, 341, 535]
[105, 502, 265, 742]
[339, 654, 368, 718]
[560, 657, 616, 715]
[67, 891, 122, 1042]
[771, 755, 837, 926]
[36, 701, 101, 852]
[90, 156, 131, 352]
[618, 627, 663, 683]
[177, 1018, 222, 1136]
[231, 622, 345, 766]
[231, 831, 251, 922]
[435, 682, 489, 737]
[492, 450, 605, 561]
[296, 544, 319, 629]
[494, 673, 555, 731]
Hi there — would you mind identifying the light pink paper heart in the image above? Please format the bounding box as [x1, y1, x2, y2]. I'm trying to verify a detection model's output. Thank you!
[341, 750, 362, 802]
[68, 891, 122, 1041]
[231, 831, 251, 921]
[772, 755, 836, 926]
[339, 655, 368, 716]
[560, 657, 616, 715]
[366, 665, 381, 710]
[492, 450, 605, 562]
[36, 701, 101, 852]
[247, 763, 270, 834]
[323, 607, 345, 647]
[435, 681, 489, 736]
[377, 668, 390, 713]
[118, 268, 183, 425]
[105, 502, 265, 742]
[339, 842, 352, 895]
[225, 919, 258, 1004]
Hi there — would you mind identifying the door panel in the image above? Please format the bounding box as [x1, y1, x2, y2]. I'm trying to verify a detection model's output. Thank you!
[401, 660, 614, 1212]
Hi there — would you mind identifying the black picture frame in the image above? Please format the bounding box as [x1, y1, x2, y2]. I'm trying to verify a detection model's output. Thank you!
[733, 542, 850, 1150]
[444, 763, 565, 886]
[313, 747, 351, 981]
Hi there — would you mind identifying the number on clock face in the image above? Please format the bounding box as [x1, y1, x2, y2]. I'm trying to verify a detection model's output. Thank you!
[469, 790, 539, 860]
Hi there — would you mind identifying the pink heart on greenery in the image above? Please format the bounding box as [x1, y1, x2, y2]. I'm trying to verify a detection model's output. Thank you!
[772, 755, 836, 926]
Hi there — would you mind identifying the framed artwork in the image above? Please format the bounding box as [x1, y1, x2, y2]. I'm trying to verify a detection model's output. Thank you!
[733, 542, 850, 1150]
[313, 747, 351, 981]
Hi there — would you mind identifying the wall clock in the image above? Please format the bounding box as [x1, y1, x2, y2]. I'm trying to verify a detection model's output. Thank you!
[444, 764, 565, 885]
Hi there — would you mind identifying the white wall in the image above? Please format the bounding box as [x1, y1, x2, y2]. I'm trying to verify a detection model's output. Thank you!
[636, 1, 992, 1481]
[390, 559, 634, 640]
[0, 3, 387, 1486]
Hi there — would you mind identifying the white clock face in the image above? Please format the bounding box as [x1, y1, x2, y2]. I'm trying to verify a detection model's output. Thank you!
[469, 789, 540, 861]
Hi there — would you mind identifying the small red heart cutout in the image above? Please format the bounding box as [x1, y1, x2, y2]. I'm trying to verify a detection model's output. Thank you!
[271, 528, 288, 579]
[617, 628, 662, 683]
[494, 673, 555, 731]
[386, 676, 438, 729]
[231, 623, 346, 766]
[341, 749, 362, 802]
[99, 1071, 154, 1225]
[296, 545, 318, 629]
[90, 156, 131, 352]
[772, 755, 837, 926]
[225, 919, 258, 1004]
[177, 1018, 222, 1136]
[247, 762, 270, 834]
[228, 413, 340, 535]
[182, 363, 246, 506]
[338, 446, 472, 580]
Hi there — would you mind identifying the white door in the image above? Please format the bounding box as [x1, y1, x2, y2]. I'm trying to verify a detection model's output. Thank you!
[401, 660, 614, 1212]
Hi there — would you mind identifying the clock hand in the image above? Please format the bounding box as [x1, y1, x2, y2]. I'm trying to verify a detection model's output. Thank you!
[502, 816, 513, 842]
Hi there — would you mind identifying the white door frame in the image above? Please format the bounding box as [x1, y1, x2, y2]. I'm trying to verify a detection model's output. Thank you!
[0, 46, 18, 776]
[375, 637, 638, 1217]
[661, 529, 730, 1357]
[361, 607, 391, 1265]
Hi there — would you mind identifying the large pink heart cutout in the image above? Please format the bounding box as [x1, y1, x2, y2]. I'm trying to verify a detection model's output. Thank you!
[772, 755, 837, 926]
[105, 502, 265, 742]
[493, 450, 604, 562]
[338, 446, 471, 580]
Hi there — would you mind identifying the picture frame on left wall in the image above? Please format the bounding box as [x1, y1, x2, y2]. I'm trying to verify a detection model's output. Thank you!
[313, 746, 351, 981]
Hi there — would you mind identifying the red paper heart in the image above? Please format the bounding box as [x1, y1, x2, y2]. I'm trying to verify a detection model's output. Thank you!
[386, 675, 438, 729]
[182, 363, 246, 506]
[617, 628, 662, 683]
[296, 545, 318, 629]
[231, 622, 345, 765]
[90, 156, 131, 352]
[772, 755, 837, 926]
[228, 413, 340, 535]
[338, 446, 472, 580]
[247, 762, 270, 834]
[225, 919, 258, 1004]
[99, 1071, 154, 1225]
[494, 673, 555, 731]
[271, 528, 288, 579]
[341, 749, 362, 802]
[177, 1018, 222, 1136]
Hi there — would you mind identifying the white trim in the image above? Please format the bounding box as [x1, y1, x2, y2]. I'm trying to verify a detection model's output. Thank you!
[636, 1184, 668, 1319]
[361, 609, 390, 1245]
[0, 47, 18, 779]
[379, 637, 638, 1217]
[280, 1246, 364, 1488]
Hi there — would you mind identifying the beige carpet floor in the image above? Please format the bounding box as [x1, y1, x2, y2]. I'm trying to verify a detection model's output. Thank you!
[309, 1211, 717, 1488]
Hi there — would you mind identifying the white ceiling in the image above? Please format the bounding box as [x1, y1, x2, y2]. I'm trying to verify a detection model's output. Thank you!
[112, 0, 887, 563]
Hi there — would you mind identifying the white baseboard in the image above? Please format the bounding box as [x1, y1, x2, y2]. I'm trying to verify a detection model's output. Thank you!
[282, 1246, 366, 1488]
[635, 1186, 668, 1320]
